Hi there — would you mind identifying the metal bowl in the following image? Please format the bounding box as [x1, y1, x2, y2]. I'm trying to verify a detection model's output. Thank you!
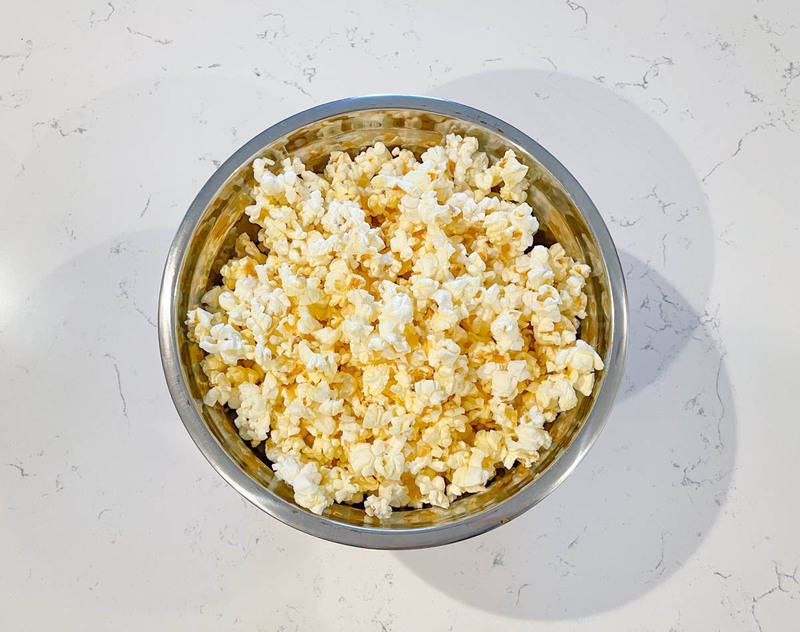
[158, 95, 628, 549]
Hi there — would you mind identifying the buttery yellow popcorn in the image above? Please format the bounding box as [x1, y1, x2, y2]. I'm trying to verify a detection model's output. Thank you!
[187, 135, 603, 519]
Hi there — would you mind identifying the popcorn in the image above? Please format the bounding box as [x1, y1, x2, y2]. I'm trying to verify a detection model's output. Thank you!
[377, 284, 414, 352]
[415, 474, 449, 508]
[270, 454, 330, 515]
[364, 494, 392, 520]
[489, 359, 532, 400]
[490, 310, 524, 353]
[186, 134, 603, 520]
[234, 382, 271, 442]
[196, 322, 253, 365]
[555, 339, 605, 396]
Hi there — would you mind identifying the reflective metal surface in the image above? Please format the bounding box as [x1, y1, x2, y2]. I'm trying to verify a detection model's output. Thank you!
[158, 95, 629, 549]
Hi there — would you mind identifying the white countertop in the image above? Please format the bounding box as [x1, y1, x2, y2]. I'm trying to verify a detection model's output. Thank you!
[2, 1, 799, 629]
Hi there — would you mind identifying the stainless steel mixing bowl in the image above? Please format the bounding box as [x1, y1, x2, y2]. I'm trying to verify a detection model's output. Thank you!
[158, 95, 628, 549]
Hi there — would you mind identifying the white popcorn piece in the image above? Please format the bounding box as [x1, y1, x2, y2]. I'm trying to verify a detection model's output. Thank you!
[271, 455, 331, 515]
[490, 310, 524, 353]
[364, 494, 392, 520]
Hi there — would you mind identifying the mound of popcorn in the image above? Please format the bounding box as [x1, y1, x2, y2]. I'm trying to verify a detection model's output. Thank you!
[187, 134, 603, 519]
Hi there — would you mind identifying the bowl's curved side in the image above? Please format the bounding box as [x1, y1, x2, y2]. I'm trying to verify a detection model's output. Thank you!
[158, 95, 629, 549]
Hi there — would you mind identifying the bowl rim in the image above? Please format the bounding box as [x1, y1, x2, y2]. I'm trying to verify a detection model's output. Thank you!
[158, 94, 629, 549]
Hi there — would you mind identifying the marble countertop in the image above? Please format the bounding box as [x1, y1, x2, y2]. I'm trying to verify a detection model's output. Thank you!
[2, 1, 798, 629]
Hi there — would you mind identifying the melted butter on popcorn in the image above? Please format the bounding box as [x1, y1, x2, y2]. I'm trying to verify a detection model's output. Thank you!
[187, 135, 603, 519]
